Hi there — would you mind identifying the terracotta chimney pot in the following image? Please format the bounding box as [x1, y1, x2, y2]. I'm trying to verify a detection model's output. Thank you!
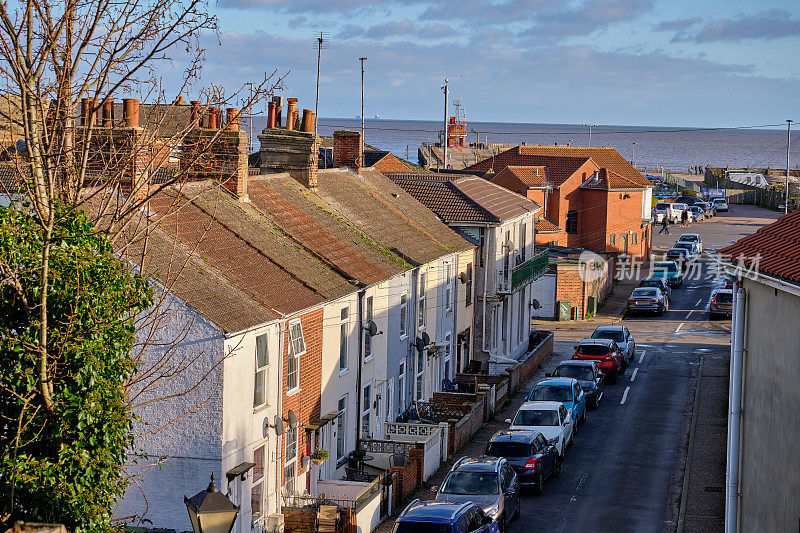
[123, 98, 139, 127]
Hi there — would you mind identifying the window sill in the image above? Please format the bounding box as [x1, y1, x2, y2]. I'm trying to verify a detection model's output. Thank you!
[287, 387, 302, 398]
[339, 368, 350, 376]
[363, 355, 374, 363]
[253, 404, 270, 414]
[400, 334, 409, 341]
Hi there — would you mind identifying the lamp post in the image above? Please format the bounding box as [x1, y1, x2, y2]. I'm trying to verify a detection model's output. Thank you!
[185, 474, 240, 533]
[582, 124, 598, 147]
[632, 142, 637, 165]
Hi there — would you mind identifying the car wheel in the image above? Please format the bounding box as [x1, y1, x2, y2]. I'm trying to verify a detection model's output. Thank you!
[533, 472, 544, 496]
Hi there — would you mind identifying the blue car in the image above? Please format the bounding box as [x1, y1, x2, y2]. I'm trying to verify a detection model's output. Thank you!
[393, 500, 500, 533]
[652, 260, 683, 287]
[526, 377, 587, 427]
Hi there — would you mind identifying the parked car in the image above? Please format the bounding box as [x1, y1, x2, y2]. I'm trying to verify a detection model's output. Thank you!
[695, 201, 715, 217]
[712, 197, 729, 211]
[652, 260, 683, 287]
[548, 360, 605, 409]
[678, 233, 703, 253]
[672, 241, 699, 261]
[654, 202, 671, 223]
[676, 196, 703, 206]
[627, 287, 668, 316]
[394, 500, 499, 533]
[485, 430, 560, 494]
[709, 289, 734, 319]
[590, 325, 636, 364]
[665, 247, 690, 269]
[434, 456, 520, 532]
[526, 378, 587, 427]
[672, 203, 692, 222]
[572, 338, 625, 383]
[638, 276, 672, 300]
[688, 205, 705, 221]
[506, 401, 574, 458]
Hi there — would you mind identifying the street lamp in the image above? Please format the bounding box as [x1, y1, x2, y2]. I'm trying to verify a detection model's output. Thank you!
[582, 124, 598, 147]
[185, 474, 240, 533]
[632, 142, 637, 164]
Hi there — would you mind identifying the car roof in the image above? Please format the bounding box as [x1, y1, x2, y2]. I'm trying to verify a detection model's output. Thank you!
[593, 325, 624, 332]
[518, 400, 563, 411]
[489, 429, 539, 444]
[556, 359, 597, 369]
[451, 456, 502, 472]
[679, 233, 700, 238]
[534, 377, 578, 387]
[715, 288, 734, 295]
[578, 338, 613, 346]
[641, 276, 666, 283]
[399, 500, 473, 523]
[655, 260, 678, 266]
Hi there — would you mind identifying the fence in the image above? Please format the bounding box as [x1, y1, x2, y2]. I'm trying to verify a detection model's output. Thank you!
[360, 427, 442, 481]
[416, 392, 486, 456]
[384, 421, 450, 464]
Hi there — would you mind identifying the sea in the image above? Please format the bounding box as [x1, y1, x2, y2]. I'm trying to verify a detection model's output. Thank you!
[247, 117, 799, 172]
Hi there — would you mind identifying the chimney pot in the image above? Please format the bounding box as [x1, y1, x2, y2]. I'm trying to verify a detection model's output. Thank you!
[301, 109, 315, 133]
[102, 98, 115, 127]
[190, 101, 201, 128]
[123, 98, 139, 127]
[226, 108, 240, 130]
[208, 107, 220, 129]
[267, 101, 277, 129]
[286, 98, 298, 129]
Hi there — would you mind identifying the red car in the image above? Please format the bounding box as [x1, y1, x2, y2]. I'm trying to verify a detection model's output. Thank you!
[572, 339, 625, 384]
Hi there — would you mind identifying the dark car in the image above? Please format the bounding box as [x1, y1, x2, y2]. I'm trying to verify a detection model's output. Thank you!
[485, 430, 559, 495]
[434, 456, 520, 532]
[676, 195, 702, 206]
[627, 287, 668, 316]
[548, 360, 605, 409]
[638, 276, 672, 300]
[709, 289, 734, 319]
[394, 500, 499, 533]
[572, 338, 624, 384]
[666, 247, 690, 268]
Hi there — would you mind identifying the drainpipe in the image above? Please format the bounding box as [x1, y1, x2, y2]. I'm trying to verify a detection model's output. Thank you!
[275, 320, 285, 515]
[355, 289, 365, 446]
[725, 283, 746, 533]
[481, 225, 490, 354]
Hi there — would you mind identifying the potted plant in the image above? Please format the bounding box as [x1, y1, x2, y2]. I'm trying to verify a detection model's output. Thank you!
[311, 449, 329, 465]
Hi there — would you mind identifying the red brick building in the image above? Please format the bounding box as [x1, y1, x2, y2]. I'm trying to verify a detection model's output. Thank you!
[466, 145, 653, 257]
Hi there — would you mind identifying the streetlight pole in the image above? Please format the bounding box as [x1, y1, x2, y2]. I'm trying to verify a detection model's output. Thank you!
[442, 77, 449, 171]
[359, 56, 367, 166]
[314, 31, 327, 139]
[582, 123, 598, 147]
[786, 119, 793, 214]
[632, 142, 637, 164]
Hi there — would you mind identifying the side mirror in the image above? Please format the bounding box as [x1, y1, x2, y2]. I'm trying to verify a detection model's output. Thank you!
[504, 418, 512, 425]
[430, 486, 439, 493]
[573, 345, 578, 350]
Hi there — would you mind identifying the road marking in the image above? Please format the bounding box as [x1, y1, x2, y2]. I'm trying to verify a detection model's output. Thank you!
[675, 322, 684, 333]
[695, 298, 703, 307]
[631, 368, 639, 381]
[686, 310, 694, 319]
[639, 350, 646, 364]
[570, 472, 589, 502]
[620, 386, 630, 404]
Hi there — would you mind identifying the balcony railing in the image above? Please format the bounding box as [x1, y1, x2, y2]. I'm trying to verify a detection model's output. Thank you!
[497, 249, 550, 294]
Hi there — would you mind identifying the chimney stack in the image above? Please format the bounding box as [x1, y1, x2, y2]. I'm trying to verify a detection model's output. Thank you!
[123, 98, 139, 127]
[267, 101, 277, 128]
[272, 96, 284, 129]
[190, 101, 201, 128]
[81, 98, 98, 126]
[226, 108, 240, 131]
[333, 130, 363, 175]
[286, 98, 298, 129]
[301, 109, 315, 133]
[102, 98, 114, 127]
[208, 107, 220, 129]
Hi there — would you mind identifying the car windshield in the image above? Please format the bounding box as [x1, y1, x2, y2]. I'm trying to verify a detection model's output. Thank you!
[655, 262, 678, 272]
[394, 523, 451, 533]
[486, 441, 531, 457]
[673, 203, 687, 209]
[714, 198, 726, 204]
[679, 235, 698, 242]
[674, 243, 693, 250]
[591, 329, 624, 342]
[513, 409, 559, 426]
[576, 344, 609, 356]
[715, 292, 733, 303]
[530, 385, 572, 402]
[640, 280, 663, 289]
[554, 365, 595, 380]
[633, 288, 658, 297]
[440, 471, 499, 495]
[656, 203, 669, 209]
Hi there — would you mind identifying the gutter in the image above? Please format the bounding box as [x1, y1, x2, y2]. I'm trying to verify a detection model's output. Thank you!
[725, 283, 746, 533]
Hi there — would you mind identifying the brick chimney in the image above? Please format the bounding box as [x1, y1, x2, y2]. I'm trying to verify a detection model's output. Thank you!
[333, 130, 362, 174]
[257, 128, 317, 190]
[123, 98, 139, 127]
[102, 98, 114, 127]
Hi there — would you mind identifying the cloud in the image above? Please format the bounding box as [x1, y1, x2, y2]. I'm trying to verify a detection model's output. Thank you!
[417, 23, 457, 39]
[670, 9, 800, 43]
[654, 17, 701, 32]
[534, 0, 653, 37]
[364, 19, 416, 39]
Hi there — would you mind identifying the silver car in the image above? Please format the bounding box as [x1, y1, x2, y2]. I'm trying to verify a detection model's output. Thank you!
[434, 456, 520, 532]
[590, 325, 635, 364]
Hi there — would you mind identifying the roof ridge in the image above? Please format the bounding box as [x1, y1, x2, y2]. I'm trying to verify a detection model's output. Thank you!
[448, 179, 500, 222]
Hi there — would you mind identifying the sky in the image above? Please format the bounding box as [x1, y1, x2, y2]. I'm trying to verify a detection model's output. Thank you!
[171, 0, 800, 127]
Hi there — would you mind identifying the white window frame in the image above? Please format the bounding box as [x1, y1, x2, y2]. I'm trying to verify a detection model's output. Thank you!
[520, 223, 527, 261]
[397, 361, 406, 417]
[416, 350, 424, 401]
[336, 395, 348, 463]
[251, 444, 265, 518]
[361, 382, 372, 438]
[518, 292, 527, 344]
[418, 272, 427, 331]
[399, 293, 409, 338]
[364, 296, 374, 361]
[374, 384, 383, 436]
[253, 334, 269, 409]
[386, 377, 394, 424]
[444, 262, 453, 312]
[443, 332, 452, 383]
[284, 425, 298, 495]
[287, 319, 304, 393]
[339, 307, 349, 372]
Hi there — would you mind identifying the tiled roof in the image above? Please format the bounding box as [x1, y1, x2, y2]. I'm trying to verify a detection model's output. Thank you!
[466, 145, 651, 188]
[535, 217, 561, 233]
[718, 210, 800, 284]
[580, 168, 645, 190]
[492, 165, 549, 188]
[389, 174, 540, 224]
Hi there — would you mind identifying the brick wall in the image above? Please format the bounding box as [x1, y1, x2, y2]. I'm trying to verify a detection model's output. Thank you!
[180, 128, 248, 196]
[282, 506, 317, 533]
[333, 131, 362, 174]
[371, 153, 411, 173]
[258, 129, 318, 189]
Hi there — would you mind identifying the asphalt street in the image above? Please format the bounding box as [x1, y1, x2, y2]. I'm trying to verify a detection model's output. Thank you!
[504, 205, 779, 533]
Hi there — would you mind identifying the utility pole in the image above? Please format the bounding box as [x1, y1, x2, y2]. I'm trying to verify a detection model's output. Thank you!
[582, 123, 598, 147]
[632, 142, 637, 165]
[314, 31, 328, 139]
[441, 77, 449, 170]
[359, 57, 367, 166]
[786, 119, 793, 214]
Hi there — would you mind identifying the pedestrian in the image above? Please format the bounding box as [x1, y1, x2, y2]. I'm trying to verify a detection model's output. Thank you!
[681, 208, 688, 227]
[659, 216, 670, 235]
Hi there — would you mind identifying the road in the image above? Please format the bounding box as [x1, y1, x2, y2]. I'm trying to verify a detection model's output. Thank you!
[505, 205, 779, 533]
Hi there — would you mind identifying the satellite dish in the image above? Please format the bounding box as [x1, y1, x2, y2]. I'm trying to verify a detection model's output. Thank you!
[421, 332, 431, 346]
[415, 337, 425, 353]
[273, 414, 285, 436]
[365, 320, 378, 336]
[459, 272, 468, 284]
[531, 299, 541, 310]
[287, 409, 298, 429]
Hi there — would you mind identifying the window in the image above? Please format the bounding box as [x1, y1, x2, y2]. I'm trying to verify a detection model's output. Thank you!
[252, 445, 264, 517]
[386, 378, 394, 425]
[479, 228, 486, 267]
[397, 361, 406, 417]
[444, 263, 453, 311]
[339, 307, 349, 370]
[399, 294, 408, 337]
[418, 272, 427, 330]
[443, 332, 452, 382]
[565, 211, 578, 234]
[284, 425, 298, 494]
[520, 223, 527, 261]
[518, 293, 527, 344]
[374, 385, 382, 436]
[609, 233, 616, 246]
[416, 350, 424, 401]
[632, 232, 638, 245]
[287, 320, 304, 392]
[337, 396, 347, 461]
[361, 383, 372, 438]
[253, 334, 268, 408]
[364, 296, 373, 358]
[465, 263, 473, 307]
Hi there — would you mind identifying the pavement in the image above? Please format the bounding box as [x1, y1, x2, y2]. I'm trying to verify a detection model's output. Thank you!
[377, 205, 778, 533]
